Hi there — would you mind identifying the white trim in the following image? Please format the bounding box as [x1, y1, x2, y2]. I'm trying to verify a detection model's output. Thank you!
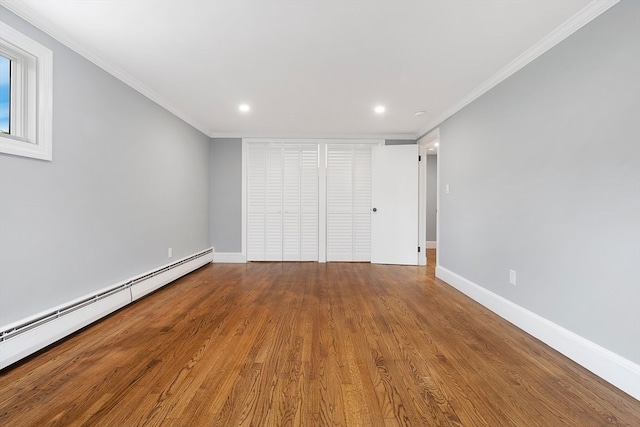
[213, 252, 247, 263]
[435, 134, 440, 258]
[417, 128, 440, 146]
[417, 143, 427, 266]
[214, 132, 414, 140]
[0, 248, 213, 370]
[416, 0, 620, 138]
[243, 138, 384, 145]
[0, 22, 53, 161]
[0, 0, 211, 137]
[417, 129, 439, 265]
[435, 265, 640, 400]
[419, 128, 440, 259]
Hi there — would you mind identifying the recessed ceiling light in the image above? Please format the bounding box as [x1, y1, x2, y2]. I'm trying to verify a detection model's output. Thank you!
[428, 148, 435, 151]
[414, 111, 426, 116]
[434, 142, 440, 147]
[239, 104, 250, 113]
[374, 105, 386, 114]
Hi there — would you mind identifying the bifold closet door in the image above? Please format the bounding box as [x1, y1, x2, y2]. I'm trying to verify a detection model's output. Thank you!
[264, 147, 284, 261]
[326, 144, 372, 262]
[247, 144, 318, 262]
[299, 146, 319, 261]
[247, 145, 282, 261]
[247, 145, 266, 261]
[283, 145, 319, 261]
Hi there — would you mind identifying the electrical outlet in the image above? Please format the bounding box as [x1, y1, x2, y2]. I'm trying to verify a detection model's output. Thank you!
[168, 247, 173, 258]
[509, 269, 517, 285]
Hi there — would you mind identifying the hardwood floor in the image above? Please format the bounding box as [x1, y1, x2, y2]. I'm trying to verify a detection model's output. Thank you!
[1, 251, 639, 426]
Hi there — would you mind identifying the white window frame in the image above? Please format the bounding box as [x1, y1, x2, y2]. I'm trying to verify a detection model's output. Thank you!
[0, 23, 53, 161]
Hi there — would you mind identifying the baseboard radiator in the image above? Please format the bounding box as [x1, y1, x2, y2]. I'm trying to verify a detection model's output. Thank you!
[0, 248, 213, 370]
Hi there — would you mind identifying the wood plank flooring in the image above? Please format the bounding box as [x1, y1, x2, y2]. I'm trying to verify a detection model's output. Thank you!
[1, 251, 639, 426]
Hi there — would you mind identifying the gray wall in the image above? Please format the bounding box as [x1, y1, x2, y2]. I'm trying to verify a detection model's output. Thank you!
[438, 0, 639, 363]
[0, 7, 211, 326]
[426, 155, 437, 242]
[210, 138, 242, 252]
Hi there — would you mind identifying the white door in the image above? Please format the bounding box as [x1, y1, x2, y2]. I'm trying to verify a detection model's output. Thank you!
[371, 145, 419, 265]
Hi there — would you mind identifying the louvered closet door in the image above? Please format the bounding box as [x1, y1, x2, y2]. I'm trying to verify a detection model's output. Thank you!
[326, 144, 372, 262]
[283, 146, 301, 260]
[247, 143, 319, 262]
[264, 147, 283, 261]
[326, 145, 353, 261]
[299, 145, 319, 261]
[282, 145, 319, 261]
[247, 145, 266, 261]
[247, 144, 283, 261]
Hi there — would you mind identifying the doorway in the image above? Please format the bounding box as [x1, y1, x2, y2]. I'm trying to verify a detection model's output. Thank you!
[418, 128, 439, 267]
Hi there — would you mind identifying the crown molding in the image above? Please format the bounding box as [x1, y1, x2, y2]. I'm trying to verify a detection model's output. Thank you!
[415, 0, 620, 139]
[417, 128, 439, 145]
[0, 0, 212, 137]
[209, 132, 416, 140]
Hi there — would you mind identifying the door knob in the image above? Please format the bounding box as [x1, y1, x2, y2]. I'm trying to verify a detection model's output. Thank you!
[372, 208, 377, 212]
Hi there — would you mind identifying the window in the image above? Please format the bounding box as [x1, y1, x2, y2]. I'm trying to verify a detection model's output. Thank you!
[0, 23, 52, 161]
[0, 55, 9, 134]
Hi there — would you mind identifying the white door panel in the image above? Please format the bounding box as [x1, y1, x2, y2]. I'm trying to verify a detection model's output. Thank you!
[247, 145, 266, 261]
[326, 144, 372, 262]
[300, 146, 319, 261]
[283, 147, 301, 260]
[371, 145, 419, 265]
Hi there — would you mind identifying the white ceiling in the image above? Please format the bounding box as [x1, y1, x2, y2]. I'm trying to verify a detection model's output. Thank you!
[1, 0, 607, 139]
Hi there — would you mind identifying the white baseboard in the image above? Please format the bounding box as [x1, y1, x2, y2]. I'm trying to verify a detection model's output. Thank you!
[213, 252, 246, 263]
[435, 265, 640, 400]
[0, 248, 213, 370]
[426, 241, 437, 249]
